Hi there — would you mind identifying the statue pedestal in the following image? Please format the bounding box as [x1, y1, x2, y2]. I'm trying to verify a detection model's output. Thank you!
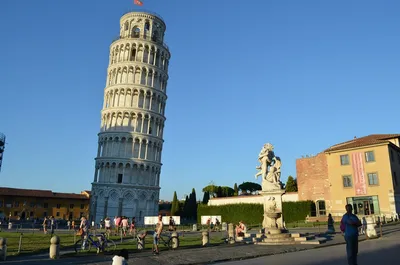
[261, 189, 285, 234]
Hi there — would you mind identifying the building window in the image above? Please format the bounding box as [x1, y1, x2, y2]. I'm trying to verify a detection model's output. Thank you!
[44, 203, 48, 209]
[343, 175, 352, 187]
[117, 174, 123, 183]
[340, 155, 350, 165]
[56, 204, 61, 209]
[80, 204, 85, 210]
[56, 212, 60, 217]
[69, 204, 74, 209]
[365, 151, 375, 162]
[14, 201, 19, 207]
[316, 200, 326, 216]
[367, 173, 379, 185]
[124, 21, 129, 31]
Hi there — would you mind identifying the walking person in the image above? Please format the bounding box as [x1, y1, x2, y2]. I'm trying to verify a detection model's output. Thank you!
[42, 217, 48, 234]
[50, 216, 56, 236]
[340, 204, 362, 265]
[121, 217, 129, 237]
[79, 216, 89, 250]
[129, 217, 136, 236]
[152, 215, 163, 255]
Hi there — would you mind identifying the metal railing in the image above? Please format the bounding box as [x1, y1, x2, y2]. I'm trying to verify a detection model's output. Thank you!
[111, 34, 169, 51]
[121, 9, 165, 22]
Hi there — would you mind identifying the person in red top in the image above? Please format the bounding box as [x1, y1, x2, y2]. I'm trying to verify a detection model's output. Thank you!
[115, 216, 122, 235]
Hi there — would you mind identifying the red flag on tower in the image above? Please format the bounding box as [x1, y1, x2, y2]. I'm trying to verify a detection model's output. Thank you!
[134, 0, 143, 6]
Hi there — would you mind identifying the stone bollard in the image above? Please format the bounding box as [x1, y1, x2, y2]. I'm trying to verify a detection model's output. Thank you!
[171, 232, 179, 249]
[365, 216, 377, 239]
[7, 223, 12, 230]
[49, 236, 60, 259]
[202, 231, 209, 246]
[228, 223, 235, 244]
[0, 238, 7, 261]
[221, 222, 227, 231]
[192, 224, 197, 232]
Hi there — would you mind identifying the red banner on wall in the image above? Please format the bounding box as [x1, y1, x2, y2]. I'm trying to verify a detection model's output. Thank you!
[351, 152, 367, 195]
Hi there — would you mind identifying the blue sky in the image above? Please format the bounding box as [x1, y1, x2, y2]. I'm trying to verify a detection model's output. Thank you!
[1, 0, 399, 201]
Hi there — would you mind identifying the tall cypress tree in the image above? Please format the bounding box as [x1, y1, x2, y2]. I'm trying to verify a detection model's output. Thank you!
[202, 191, 210, 204]
[234, 183, 239, 196]
[285, 176, 298, 192]
[183, 195, 189, 218]
[170, 191, 179, 216]
[191, 188, 197, 220]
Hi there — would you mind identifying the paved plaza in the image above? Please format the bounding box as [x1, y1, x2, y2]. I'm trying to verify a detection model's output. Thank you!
[2, 223, 399, 265]
[218, 230, 400, 265]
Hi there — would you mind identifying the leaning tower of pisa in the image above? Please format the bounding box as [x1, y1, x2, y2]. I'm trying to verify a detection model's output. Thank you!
[90, 11, 170, 223]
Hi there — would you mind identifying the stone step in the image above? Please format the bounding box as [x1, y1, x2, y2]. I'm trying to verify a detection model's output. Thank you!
[266, 233, 291, 239]
[294, 236, 315, 242]
[256, 233, 264, 238]
[291, 233, 304, 238]
[245, 233, 257, 238]
[263, 237, 295, 243]
[256, 241, 297, 245]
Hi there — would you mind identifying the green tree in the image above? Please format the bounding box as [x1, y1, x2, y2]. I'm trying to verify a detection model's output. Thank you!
[285, 176, 298, 192]
[191, 188, 198, 220]
[238, 182, 262, 194]
[170, 191, 179, 216]
[234, 183, 239, 196]
[202, 185, 219, 198]
[202, 191, 210, 204]
[182, 195, 189, 218]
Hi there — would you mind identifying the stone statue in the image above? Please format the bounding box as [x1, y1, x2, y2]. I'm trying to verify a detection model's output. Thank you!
[255, 143, 282, 191]
[266, 197, 277, 213]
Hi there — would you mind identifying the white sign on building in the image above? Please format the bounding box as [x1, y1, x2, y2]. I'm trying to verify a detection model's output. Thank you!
[201, 215, 222, 225]
[144, 216, 181, 225]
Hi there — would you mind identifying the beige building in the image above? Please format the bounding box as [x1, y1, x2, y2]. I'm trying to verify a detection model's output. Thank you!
[297, 134, 400, 219]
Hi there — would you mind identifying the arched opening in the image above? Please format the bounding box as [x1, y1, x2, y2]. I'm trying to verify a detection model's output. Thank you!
[144, 21, 150, 38]
[130, 47, 136, 61]
[132, 27, 140, 38]
[152, 30, 158, 42]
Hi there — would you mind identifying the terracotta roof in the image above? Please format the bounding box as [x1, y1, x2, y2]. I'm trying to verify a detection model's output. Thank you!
[324, 134, 400, 153]
[0, 187, 90, 200]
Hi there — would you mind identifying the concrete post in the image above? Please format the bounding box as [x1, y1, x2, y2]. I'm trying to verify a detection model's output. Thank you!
[49, 236, 60, 259]
[171, 232, 179, 249]
[0, 238, 7, 261]
[228, 223, 235, 244]
[202, 231, 209, 246]
[365, 216, 377, 239]
[221, 222, 227, 231]
[192, 224, 197, 232]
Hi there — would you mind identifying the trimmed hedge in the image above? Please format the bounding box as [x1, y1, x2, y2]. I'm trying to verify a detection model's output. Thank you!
[197, 201, 315, 224]
[282, 201, 315, 223]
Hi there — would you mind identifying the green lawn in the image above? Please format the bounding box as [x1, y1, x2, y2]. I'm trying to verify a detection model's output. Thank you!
[0, 229, 226, 256]
[0, 231, 77, 256]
